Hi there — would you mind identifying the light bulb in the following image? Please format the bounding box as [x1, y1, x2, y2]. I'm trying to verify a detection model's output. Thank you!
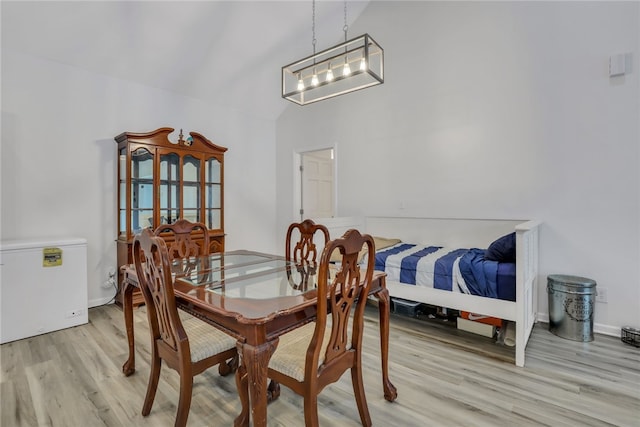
[311, 74, 319, 86]
[326, 68, 334, 82]
[343, 62, 351, 76]
[297, 78, 304, 91]
[360, 58, 367, 71]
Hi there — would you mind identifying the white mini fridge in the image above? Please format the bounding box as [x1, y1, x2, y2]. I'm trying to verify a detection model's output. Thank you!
[0, 237, 88, 344]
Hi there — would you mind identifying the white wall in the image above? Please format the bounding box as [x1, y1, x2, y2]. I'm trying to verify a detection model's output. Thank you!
[1, 49, 278, 307]
[276, 2, 640, 334]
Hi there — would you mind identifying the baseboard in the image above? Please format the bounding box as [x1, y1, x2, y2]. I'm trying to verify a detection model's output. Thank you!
[89, 296, 117, 308]
[593, 323, 622, 337]
[537, 313, 621, 338]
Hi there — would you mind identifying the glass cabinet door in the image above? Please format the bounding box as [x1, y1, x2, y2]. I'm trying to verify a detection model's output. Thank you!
[205, 157, 222, 230]
[131, 148, 154, 234]
[183, 155, 201, 223]
[118, 147, 127, 238]
[159, 152, 180, 225]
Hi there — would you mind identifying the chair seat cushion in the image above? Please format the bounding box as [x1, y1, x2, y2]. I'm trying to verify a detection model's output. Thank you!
[182, 315, 236, 363]
[269, 323, 323, 381]
[269, 318, 353, 382]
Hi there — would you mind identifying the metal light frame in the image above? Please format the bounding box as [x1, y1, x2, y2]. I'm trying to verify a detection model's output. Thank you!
[282, 33, 384, 106]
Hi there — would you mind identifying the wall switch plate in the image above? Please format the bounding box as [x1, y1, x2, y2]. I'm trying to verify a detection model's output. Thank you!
[596, 287, 608, 303]
[610, 53, 633, 77]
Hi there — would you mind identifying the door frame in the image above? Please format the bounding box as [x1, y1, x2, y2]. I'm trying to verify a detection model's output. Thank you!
[292, 144, 338, 221]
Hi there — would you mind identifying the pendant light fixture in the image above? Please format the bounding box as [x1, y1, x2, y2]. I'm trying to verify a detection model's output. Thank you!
[282, 0, 384, 106]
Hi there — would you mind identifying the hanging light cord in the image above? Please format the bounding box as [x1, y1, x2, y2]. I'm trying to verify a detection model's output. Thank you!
[312, 0, 317, 55]
[343, 0, 348, 42]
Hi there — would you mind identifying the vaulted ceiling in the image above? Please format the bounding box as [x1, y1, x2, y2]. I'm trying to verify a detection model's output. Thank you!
[1, 1, 370, 120]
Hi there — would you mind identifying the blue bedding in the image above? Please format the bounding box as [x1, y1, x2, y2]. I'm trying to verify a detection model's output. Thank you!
[374, 243, 515, 301]
[457, 249, 498, 298]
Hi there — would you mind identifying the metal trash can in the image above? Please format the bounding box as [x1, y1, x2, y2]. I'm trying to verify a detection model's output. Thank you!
[547, 274, 597, 342]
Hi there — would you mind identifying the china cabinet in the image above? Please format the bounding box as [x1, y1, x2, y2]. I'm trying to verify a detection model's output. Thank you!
[114, 127, 227, 306]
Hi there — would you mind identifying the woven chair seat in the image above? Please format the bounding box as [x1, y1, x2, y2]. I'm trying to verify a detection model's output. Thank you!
[269, 318, 353, 382]
[182, 315, 237, 363]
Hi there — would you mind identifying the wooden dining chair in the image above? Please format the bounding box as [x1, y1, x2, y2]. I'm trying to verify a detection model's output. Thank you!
[154, 218, 212, 280]
[154, 218, 210, 258]
[286, 219, 330, 264]
[238, 228, 376, 427]
[133, 228, 238, 427]
[154, 219, 238, 371]
[285, 219, 330, 290]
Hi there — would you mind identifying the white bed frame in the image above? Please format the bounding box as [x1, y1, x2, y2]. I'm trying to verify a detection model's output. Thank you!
[319, 216, 541, 367]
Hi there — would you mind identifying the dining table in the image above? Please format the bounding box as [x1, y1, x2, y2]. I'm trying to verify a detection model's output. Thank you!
[120, 249, 397, 426]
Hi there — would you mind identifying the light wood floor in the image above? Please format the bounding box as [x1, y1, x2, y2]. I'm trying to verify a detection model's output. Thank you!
[2, 303, 639, 427]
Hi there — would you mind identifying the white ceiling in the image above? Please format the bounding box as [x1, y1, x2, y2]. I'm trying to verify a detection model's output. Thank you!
[1, 0, 370, 120]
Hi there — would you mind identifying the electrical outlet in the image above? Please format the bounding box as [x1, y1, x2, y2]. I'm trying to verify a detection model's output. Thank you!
[596, 287, 608, 303]
[66, 309, 84, 318]
[103, 267, 118, 288]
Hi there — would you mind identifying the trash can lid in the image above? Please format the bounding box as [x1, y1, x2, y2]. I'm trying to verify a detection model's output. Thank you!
[547, 274, 597, 287]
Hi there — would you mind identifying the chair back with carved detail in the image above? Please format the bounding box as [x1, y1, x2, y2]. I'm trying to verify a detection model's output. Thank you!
[263, 228, 376, 427]
[134, 229, 182, 354]
[285, 219, 330, 291]
[133, 228, 237, 427]
[286, 219, 330, 265]
[154, 218, 210, 259]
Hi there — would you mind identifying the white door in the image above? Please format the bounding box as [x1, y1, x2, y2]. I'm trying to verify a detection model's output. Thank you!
[301, 149, 334, 219]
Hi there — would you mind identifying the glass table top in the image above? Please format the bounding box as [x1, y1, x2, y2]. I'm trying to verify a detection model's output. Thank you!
[171, 250, 379, 322]
[170, 251, 277, 273]
[173, 251, 321, 300]
[204, 264, 321, 299]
